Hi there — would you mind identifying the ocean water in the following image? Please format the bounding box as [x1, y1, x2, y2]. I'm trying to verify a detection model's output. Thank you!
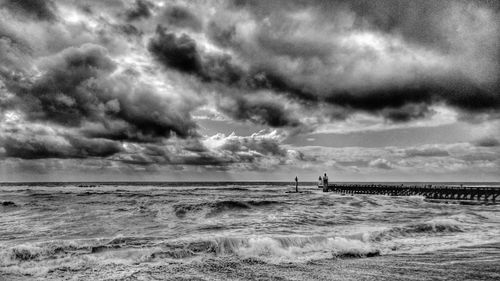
[0, 182, 499, 280]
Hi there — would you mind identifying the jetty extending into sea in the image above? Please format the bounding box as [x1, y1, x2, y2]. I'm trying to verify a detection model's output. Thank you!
[322, 184, 500, 203]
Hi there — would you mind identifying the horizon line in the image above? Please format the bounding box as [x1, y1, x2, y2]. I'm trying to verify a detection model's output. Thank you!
[1, 181, 499, 184]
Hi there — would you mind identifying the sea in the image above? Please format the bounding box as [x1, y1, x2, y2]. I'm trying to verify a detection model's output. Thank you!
[1, 182, 499, 281]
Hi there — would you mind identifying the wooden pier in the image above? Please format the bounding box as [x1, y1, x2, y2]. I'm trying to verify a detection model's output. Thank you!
[324, 184, 500, 203]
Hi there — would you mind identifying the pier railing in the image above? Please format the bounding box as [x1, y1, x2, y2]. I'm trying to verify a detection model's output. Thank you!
[324, 184, 500, 202]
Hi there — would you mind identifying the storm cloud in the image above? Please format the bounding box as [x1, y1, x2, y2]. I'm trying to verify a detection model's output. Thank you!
[125, 0, 152, 21]
[475, 137, 500, 147]
[160, 5, 203, 31]
[109, 129, 300, 171]
[145, 0, 500, 127]
[148, 27, 203, 76]
[0, 0, 499, 180]
[3, 134, 122, 159]
[1, 0, 58, 21]
[3, 43, 199, 142]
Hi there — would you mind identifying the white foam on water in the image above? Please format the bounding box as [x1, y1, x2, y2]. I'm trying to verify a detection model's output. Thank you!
[235, 236, 377, 261]
[200, 235, 381, 263]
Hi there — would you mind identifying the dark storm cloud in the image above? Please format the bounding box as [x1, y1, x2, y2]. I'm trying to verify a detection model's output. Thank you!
[148, 26, 202, 75]
[218, 95, 301, 128]
[3, 136, 74, 159]
[148, 26, 312, 92]
[98, 84, 198, 141]
[152, 21, 497, 123]
[3, 43, 199, 143]
[325, 87, 430, 112]
[404, 147, 450, 158]
[66, 137, 122, 157]
[148, 26, 243, 84]
[474, 137, 500, 147]
[2, 132, 122, 160]
[161, 5, 203, 31]
[1, 0, 57, 21]
[150, 25, 318, 92]
[148, 26, 306, 128]
[324, 79, 499, 120]
[125, 0, 152, 21]
[246, 71, 319, 103]
[208, 0, 499, 120]
[113, 142, 233, 167]
[148, 26, 322, 128]
[445, 83, 500, 112]
[147, 0, 499, 128]
[176, 153, 234, 166]
[7, 44, 117, 126]
[324, 87, 434, 121]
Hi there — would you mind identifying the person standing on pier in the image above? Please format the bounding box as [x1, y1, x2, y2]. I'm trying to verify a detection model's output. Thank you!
[323, 173, 328, 191]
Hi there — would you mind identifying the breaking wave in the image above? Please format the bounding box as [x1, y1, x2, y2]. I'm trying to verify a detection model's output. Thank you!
[205, 236, 379, 260]
[370, 220, 465, 242]
[0, 234, 380, 269]
[173, 200, 281, 218]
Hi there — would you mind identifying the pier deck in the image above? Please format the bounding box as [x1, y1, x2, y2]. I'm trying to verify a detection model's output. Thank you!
[324, 184, 500, 203]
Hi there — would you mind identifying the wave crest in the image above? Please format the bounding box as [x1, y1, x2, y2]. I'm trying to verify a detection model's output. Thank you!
[1, 234, 380, 267]
[155, 236, 379, 261]
[371, 220, 464, 242]
[173, 200, 280, 218]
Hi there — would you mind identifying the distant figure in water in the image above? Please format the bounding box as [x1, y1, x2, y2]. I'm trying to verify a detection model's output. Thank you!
[323, 173, 328, 188]
[318, 176, 322, 187]
[295, 176, 298, 192]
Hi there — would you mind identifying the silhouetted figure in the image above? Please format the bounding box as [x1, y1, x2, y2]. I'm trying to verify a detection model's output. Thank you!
[295, 176, 298, 192]
[318, 176, 322, 187]
[323, 173, 328, 192]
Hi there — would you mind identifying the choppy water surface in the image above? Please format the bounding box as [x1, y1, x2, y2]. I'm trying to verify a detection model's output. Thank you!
[1, 182, 499, 280]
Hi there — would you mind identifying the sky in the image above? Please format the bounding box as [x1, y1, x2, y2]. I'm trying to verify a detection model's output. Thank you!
[0, 0, 499, 182]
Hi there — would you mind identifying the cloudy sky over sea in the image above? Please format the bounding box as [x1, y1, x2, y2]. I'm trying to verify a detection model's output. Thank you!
[0, 0, 499, 181]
